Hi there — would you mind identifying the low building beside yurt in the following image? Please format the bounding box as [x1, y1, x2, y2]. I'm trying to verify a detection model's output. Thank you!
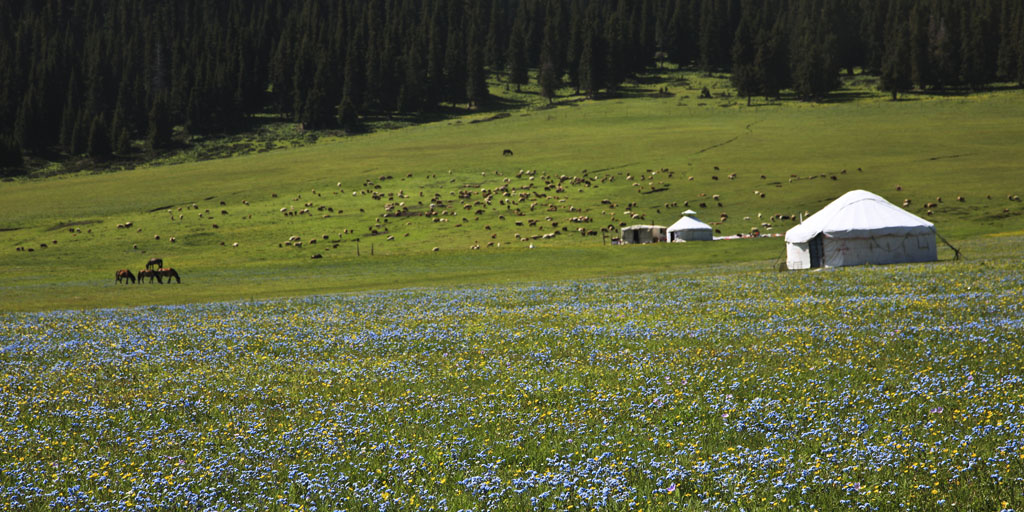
[667, 210, 713, 242]
[620, 225, 667, 244]
[785, 189, 937, 270]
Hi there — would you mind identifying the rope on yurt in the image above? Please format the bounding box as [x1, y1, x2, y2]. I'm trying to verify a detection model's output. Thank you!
[933, 229, 963, 261]
[772, 246, 788, 271]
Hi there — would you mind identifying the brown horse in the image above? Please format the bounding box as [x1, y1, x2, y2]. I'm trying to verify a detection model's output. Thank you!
[157, 267, 181, 283]
[146, 257, 163, 270]
[115, 269, 136, 284]
[137, 268, 162, 284]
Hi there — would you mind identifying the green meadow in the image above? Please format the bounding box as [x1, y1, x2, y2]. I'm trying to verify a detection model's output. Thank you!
[2, 71, 1023, 311]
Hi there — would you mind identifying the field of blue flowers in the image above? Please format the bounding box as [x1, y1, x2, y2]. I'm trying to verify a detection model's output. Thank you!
[1, 257, 1022, 511]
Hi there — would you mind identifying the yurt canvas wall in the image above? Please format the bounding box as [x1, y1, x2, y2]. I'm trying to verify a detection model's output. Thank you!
[666, 211, 713, 242]
[620, 225, 667, 244]
[785, 190, 937, 270]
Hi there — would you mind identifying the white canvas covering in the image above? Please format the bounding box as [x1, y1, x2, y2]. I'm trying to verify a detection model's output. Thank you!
[667, 212, 713, 242]
[785, 190, 937, 270]
[620, 225, 667, 244]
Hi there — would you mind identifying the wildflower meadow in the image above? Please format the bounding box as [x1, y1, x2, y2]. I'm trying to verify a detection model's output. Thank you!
[1, 258, 1022, 511]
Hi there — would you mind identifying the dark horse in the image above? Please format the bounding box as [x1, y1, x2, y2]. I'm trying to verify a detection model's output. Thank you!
[146, 257, 163, 270]
[137, 268, 162, 284]
[115, 269, 136, 284]
[157, 267, 181, 283]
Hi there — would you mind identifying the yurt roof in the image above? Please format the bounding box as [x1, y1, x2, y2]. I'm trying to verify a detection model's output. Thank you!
[622, 224, 666, 230]
[667, 215, 712, 232]
[785, 189, 934, 244]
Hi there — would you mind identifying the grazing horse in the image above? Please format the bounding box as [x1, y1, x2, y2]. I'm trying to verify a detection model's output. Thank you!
[157, 267, 181, 284]
[137, 268, 162, 284]
[146, 257, 163, 270]
[502, 149, 514, 156]
[115, 269, 136, 284]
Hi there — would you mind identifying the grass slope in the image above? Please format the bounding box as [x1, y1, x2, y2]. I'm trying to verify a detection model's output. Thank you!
[2, 71, 1023, 311]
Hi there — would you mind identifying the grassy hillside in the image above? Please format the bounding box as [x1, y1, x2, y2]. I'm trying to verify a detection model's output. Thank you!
[2, 71, 1023, 311]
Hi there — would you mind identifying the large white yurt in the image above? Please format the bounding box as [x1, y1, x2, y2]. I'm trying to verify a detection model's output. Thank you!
[667, 210, 713, 242]
[785, 190, 937, 270]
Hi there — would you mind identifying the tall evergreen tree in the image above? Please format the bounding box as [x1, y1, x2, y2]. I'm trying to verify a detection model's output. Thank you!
[302, 55, 335, 129]
[605, 9, 627, 93]
[485, 0, 506, 73]
[343, 26, 367, 114]
[425, 7, 446, 107]
[961, 3, 993, 90]
[398, 41, 427, 114]
[730, 15, 759, 105]
[0, 134, 23, 175]
[790, 3, 840, 100]
[578, 11, 606, 98]
[880, 21, 913, 100]
[444, 22, 467, 104]
[754, 19, 789, 100]
[908, 4, 934, 89]
[507, 5, 530, 92]
[87, 116, 112, 160]
[466, 8, 489, 109]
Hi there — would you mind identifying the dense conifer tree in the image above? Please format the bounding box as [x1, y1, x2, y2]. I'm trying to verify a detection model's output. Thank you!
[0, 135, 23, 174]
[87, 116, 112, 160]
[507, 4, 530, 92]
[881, 22, 913, 100]
[730, 15, 759, 105]
[579, 9, 606, 98]
[1, 0, 1021, 161]
[146, 95, 173, 152]
[486, 0, 507, 73]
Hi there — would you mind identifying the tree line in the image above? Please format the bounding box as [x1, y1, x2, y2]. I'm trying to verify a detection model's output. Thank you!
[1, 0, 1022, 174]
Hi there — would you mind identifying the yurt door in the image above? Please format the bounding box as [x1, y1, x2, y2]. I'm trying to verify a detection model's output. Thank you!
[809, 234, 824, 268]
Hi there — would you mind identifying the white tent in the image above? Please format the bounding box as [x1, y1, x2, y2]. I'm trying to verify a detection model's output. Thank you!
[667, 210, 713, 242]
[785, 190, 937, 270]
[620, 225, 667, 244]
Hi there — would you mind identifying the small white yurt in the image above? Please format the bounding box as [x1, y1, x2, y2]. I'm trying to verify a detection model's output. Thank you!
[667, 210, 713, 242]
[620, 225, 667, 244]
[785, 190, 937, 270]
